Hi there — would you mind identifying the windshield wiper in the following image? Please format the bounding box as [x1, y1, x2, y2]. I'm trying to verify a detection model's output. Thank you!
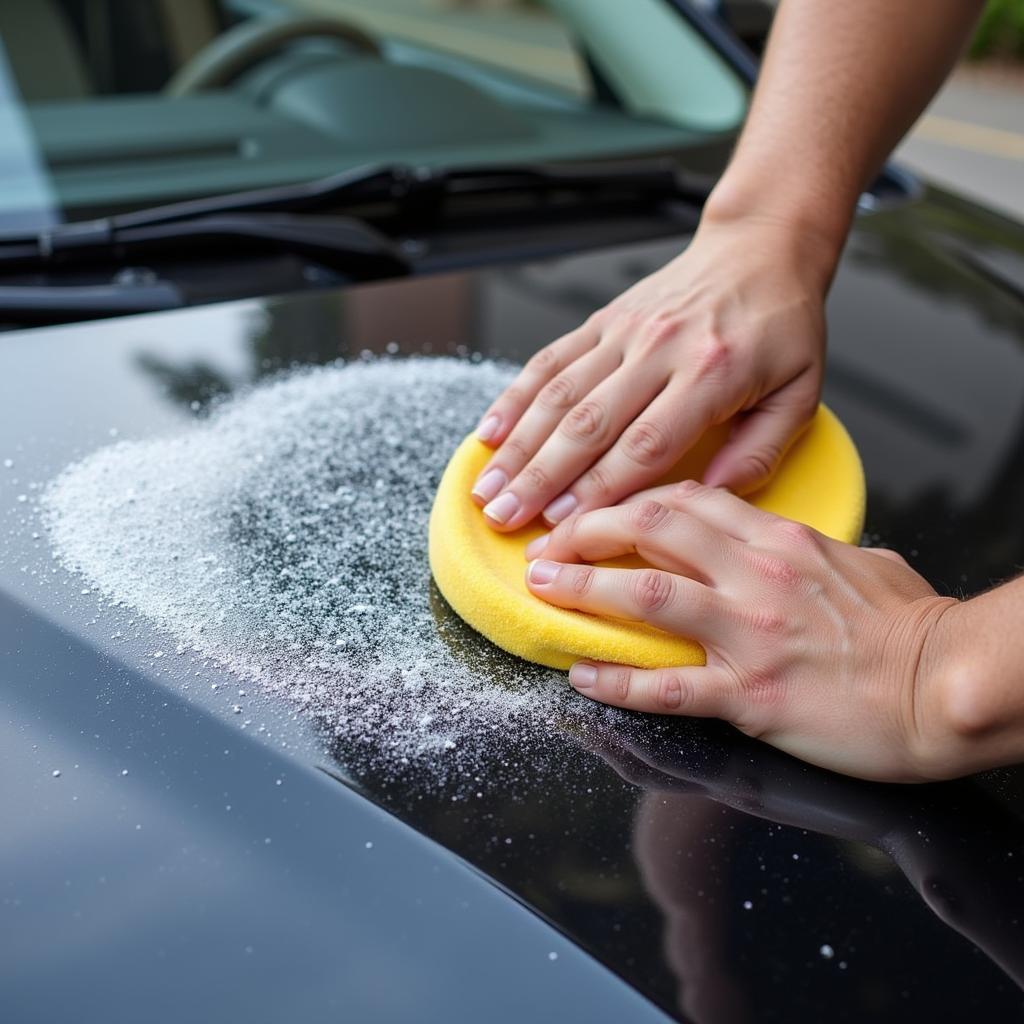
[0, 212, 412, 279]
[0, 158, 711, 273]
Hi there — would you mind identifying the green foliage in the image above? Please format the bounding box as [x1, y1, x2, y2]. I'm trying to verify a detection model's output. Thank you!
[970, 0, 1024, 59]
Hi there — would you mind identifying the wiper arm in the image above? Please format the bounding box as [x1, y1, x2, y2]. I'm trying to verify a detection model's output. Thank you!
[81, 157, 711, 228]
[0, 211, 412, 279]
[0, 158, 710, 272]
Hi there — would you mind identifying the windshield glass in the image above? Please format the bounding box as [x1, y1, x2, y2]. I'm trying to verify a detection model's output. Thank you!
[0, 0, 746, 232]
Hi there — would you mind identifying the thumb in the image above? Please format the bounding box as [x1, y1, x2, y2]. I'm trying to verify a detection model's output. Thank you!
[702, 380, 819, 495]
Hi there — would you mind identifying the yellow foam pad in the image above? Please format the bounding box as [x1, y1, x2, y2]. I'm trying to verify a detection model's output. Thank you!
[429, 406, 865, 671]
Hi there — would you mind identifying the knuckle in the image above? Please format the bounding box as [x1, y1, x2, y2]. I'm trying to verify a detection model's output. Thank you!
[693, 335, 732, 380]
[632, 569, 675, 613]
[528, 348, 561, 376]
[613, 667, 632, 702]
[655, 670, 687, 711]
[526, 346, 560, 374]
[622, 419, 672, 467]
[775, 519, 821, 552]
[537, 374, 578, 411]
[741, 446, 780, 485]
[500, 436, 532, 463]
[671, 479, 704, 503]
[641, 313, 684, 350]
[571, 565, 596, 596]
[581, 463, 615, 502]
[560, 400, 608, 445]
[629, 499, 670, 534]
[751, 554, 800, 589]
[519, 463, 552, 493]
[502, 385, 528, 410]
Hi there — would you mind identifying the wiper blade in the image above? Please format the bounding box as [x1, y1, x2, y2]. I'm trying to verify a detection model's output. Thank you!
[89, 158, 711, 228]
[0, 211, 412, 278]
[0, 158, 710, 272]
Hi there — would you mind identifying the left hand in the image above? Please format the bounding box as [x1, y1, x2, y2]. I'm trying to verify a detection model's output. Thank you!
[524, 481, 960, 782]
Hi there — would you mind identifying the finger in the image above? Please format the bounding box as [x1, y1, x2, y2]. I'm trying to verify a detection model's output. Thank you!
[534, 501, 737, 587]
[525, 559, 735, 644]
[553, 374, 737, 521]
[482, 365, 664, 530]
[474, 321, 599, 447]
[620, 478, 775, 543]
[567, 660, 738, 720]
[472, 343, 623, 507]
[701, 375, 819, 493]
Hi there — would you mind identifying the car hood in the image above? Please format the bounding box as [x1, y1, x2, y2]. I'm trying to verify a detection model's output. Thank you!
[2, 182, 1024, 1023]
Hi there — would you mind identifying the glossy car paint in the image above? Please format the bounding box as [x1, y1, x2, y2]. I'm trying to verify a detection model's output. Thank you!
[2, 184, 1024, 1022]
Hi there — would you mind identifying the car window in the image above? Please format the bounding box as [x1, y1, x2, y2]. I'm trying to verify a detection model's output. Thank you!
[0, 0, 748, 231]
[265, 0, 594, 98]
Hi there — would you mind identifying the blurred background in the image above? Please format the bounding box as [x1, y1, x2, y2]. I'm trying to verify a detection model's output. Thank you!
[897, 0, 1024, 221]
[1, 0, 1021, 218]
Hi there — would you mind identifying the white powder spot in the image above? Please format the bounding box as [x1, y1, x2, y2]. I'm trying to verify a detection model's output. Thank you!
[548, 952, 558, 961]
[742, 900, 753, 910]
[820, 944, 834, 959]
[43, 359, 609, 787]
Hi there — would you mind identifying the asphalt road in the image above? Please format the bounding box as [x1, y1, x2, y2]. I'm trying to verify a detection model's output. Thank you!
[898, 69, 1024, 222]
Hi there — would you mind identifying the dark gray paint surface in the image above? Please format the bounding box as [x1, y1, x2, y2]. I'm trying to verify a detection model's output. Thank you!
[3, 187, 1024, 1022]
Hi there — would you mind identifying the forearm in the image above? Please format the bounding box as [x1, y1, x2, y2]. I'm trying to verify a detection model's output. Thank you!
[704, 0, 984, 275]
[920, 576, 1024, 777]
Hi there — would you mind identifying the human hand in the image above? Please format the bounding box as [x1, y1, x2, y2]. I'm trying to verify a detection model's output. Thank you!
[470, 216, 831, 531]
[524, 481, 963, 782]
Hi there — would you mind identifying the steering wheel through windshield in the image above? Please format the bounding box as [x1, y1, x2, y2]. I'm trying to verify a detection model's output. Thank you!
[165, 13, 383, 96]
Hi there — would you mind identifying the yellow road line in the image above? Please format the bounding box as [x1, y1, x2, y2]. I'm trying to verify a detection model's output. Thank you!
[914, 114, 1024, 161]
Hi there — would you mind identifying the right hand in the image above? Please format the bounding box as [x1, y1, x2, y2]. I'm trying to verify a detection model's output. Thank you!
[471, 214, 834, 532]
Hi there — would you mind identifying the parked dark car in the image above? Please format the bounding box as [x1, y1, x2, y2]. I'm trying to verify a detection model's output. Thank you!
[2, 3, 1024, 1022]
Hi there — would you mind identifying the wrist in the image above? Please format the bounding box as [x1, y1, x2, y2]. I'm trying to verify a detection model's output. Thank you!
[911, 597, 1007, 779]
[700, 175, 852, 292]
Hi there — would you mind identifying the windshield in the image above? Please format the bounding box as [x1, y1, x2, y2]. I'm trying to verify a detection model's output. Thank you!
[0, 0, 747, 232]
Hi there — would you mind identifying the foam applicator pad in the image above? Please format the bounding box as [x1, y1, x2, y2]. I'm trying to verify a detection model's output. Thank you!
[429, 406, 865, 671]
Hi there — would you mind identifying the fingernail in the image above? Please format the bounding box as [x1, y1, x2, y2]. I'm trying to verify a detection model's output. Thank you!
[472, 467, 507, 503]
[569, 663, 597, 690]
[543, 492, 577, 525]
[484, 491, 521, 525]
[477, 414, 500, 443]
[527, 559, 560, 585]
[524, 533, 549, 559]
